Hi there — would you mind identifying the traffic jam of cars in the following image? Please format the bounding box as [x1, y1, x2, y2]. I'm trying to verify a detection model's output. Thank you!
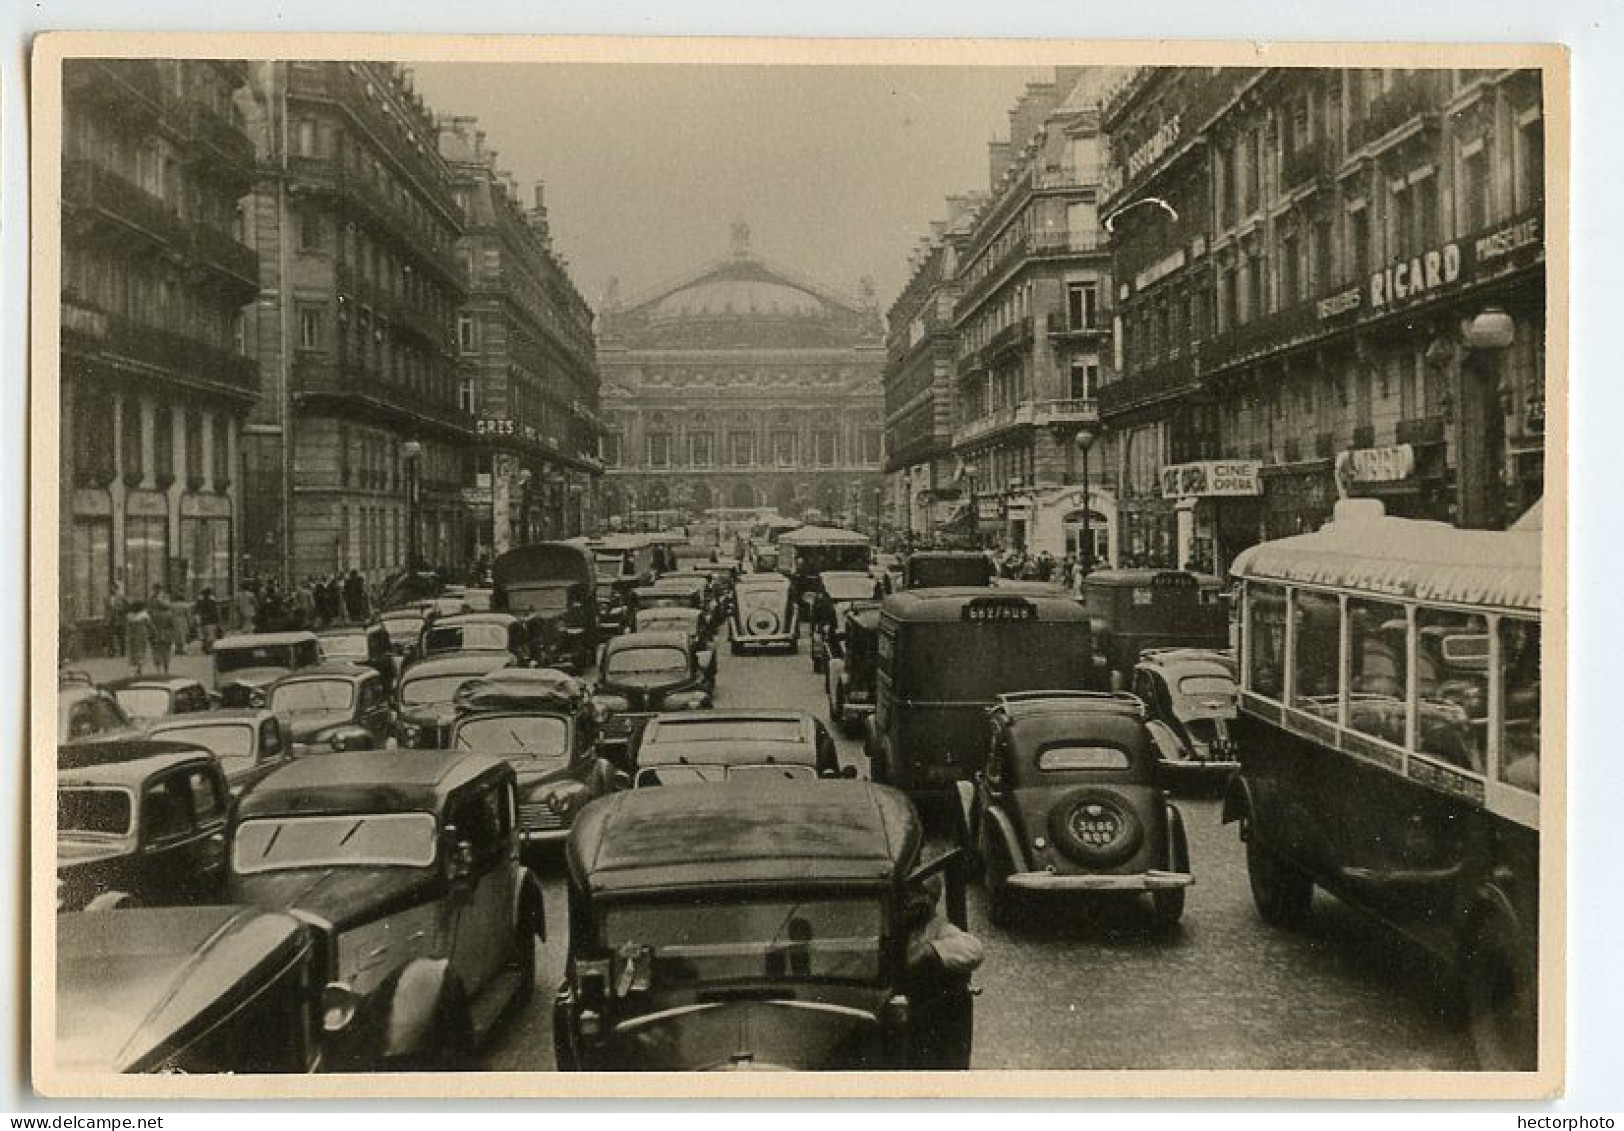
[52, 511, 1541, 1075]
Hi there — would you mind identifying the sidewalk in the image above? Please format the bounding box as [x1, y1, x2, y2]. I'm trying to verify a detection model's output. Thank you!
[66, 647, 218, 688]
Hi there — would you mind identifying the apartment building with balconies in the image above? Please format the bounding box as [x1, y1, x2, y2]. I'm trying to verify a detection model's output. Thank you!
[440, 119, 603, 551]
[1102, 66, 1547, 572]
[240, 61, 473, 585]
[948, 68, 1116, 558]
[60, 59, 262, 641]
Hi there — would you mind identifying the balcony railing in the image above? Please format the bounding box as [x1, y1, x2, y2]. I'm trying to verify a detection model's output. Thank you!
[190, 223, 259, 293]
[186, 100, 256, 179]
[984, 317, 1034, 362]
[64, 60, 165, 118]
[1098, 354, 1198, 417]
[950, 397, 1099, 448]
[1031, 229, 1105, 255]
[294, 355, 473, 437]
[288, 155, 461, 288]
[1281, 136, 1336, 189]
[1045, 311, 1109, 338]
[1349, 73, 1442, 151]
[88, 309, 259, 399]
[1396, 415, 1447, 446]
[1201, 298, 1322, 374]
[63, 159, 190, 250]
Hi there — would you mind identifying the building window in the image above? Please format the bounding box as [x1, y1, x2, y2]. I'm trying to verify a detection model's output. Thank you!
[458, 314, 477, 354]
[772, 431, 795, 467]
[1067, 281, 1100, 330]
[602, 433, 622, 467]
[1069, 360, 1101, 402]
[294, 118, 316, 158]
[813, 431, 838, 467]
[1460, 142, 1493, 232]
[1280, 231, 1300, 306]
[184, 410, 204, 486]
[1513, 113, 1544, 213]
[689, 432, 713, 468]
[297, 210, 322, 252]
[731, 432, 756, 467]
[860, 430, 882, 465]
[458, 378, 476, 416]
[1348, 204, 1370, 284]
[298, 307, 323, 351]
[647, 433, 670, 469]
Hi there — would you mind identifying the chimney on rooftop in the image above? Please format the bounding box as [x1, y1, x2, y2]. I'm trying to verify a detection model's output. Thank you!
[988, 140, 1014, 187]
[534, 181, 547, 211]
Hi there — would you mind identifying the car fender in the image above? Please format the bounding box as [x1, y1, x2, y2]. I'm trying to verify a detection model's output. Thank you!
[827, 657, 847, 699]
[513, 868, 546, 941]
[1166, 802, 1192, 873]
[382, 957, 456, 1059]
[981, 802, 1027, 871]
[1220, 772, 1255, 827]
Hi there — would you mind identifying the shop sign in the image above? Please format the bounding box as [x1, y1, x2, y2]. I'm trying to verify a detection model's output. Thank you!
[1474, 214, 1541, 267]
[461, 486, 492, 507]
[1005, 495, 1033, 518]
[477, 417, 542, 444]
[1127, 114, 1182, 180]
[1369, 243, 1463, 312]
[1160, 460, 1262, 500]
[976, 497, 1003, 520]
[1316, 286, 1362, 321]
[1335, 444, 1415, 485]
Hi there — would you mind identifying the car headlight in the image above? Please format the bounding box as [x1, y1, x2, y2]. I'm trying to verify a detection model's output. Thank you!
[533, 781, 589, 815]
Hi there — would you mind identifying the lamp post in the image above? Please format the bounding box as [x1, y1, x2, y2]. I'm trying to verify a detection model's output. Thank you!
[961, 461, 979, 548]
[401, 440, 423, 570]
[872, 487, 883, 541]
[1075, 427, 1096, 576]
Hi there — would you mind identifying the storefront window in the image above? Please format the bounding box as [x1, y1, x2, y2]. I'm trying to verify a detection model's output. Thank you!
[1498, 617, 1540, 793]
[182, 517, 232, 599]
[1346, 598, 1407, 745]
[1246, 584, 1287, 699]
[69, 519, 112, 625]
[1291, 590, 1340, 716]
[124, 516, 168, 601]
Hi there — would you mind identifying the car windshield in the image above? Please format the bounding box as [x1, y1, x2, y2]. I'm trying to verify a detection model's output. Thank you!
[635, 764, 819, 787]
[1178, 674, 1237, 699]
[153, 722, 256, 767]
[1037, 745, 1131, 772]
[400, 674, 480, 707]
[232, 812, 439, 874]
[59, 787, 133, 837]
[599, 895, 883, 987]
[270, 679, 355, 713]
[319, 634, 368, 660]
[454, 714, 569, 759]
[605, 646, 688, 677]
[822, 575, 878, 602]
[111, 688, 173, 720]
[216, 644, 297, 673]
[425, 624, 509, 653]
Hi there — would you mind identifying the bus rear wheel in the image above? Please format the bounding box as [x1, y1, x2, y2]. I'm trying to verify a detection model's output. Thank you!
[1464, 917, 1537, 1071]
[1245, 827, 1312, 928]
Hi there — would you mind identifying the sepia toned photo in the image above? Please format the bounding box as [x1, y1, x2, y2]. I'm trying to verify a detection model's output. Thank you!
[29, 35, 1566, 1100]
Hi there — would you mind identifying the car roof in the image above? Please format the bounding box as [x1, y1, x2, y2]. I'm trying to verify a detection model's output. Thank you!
[237, 750, 511, 819]
[429, 612, 516, 626]
[605, 630, 691, 651]
[567, 781, 918, 893]
[880, 587, 1092, 622]
[380, 607, 427, 620]
[317, 624, 381, 637]
[994, 691, 1147, 720]
[101, 675, 202, 692]
[1082, 569, 1222, 587]
[56, 905, 310, 1073]
[401, 653, 514, 678]
[272, 663, 376, 682]
[150, 708, 274, 727]
[642, 709, 814, 741]
[215, 632, 318, 648]
[735, 572, 789, 585]
[59, 742, 217, 784]
[1135, 649, 1237, 676]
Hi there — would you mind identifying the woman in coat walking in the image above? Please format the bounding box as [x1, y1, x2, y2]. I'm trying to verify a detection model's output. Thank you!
[148, 589, 176, 675]
[125, 601, 152, 676]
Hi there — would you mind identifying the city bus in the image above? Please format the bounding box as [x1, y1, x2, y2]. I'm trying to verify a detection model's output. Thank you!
[1223, 498, 1543, 1070]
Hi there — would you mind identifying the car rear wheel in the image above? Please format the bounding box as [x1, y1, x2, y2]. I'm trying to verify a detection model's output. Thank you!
[980, 823, 1015, 928]
[1464, 913, 1536, 1071]
[1245, 824, 1313, 928]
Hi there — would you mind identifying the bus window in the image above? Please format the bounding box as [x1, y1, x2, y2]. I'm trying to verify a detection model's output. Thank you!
[1498, 618, 1540, 793]
[1345, 598, 1407, 746]
[1416, 609, 1490, 773]
[1291, 590, 1340, 718]
[1246, 585, 1286, 699]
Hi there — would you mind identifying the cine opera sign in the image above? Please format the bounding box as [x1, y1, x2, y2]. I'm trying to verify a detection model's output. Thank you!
[1161, 460, 1262, 500]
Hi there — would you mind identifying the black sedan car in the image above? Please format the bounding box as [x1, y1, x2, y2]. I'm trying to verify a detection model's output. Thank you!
[593, 631, 714, 765]
[265, 664, 394, 754]
[969, 690, 1193, 928]
[394, 652, 516, 749]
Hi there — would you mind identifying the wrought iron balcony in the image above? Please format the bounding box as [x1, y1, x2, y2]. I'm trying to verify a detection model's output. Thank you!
[186, 100, 256, 181]
[80, 308, 260, 401]
[950, 397, 1099, 449]
[63, 159, 190, 250]
[287, 155, 462, 290]
[1045, 310, 1110, 339]
[190, 223, 259, 295]
[1348, 73, 1442, 151]
[293, 354, 472, 438]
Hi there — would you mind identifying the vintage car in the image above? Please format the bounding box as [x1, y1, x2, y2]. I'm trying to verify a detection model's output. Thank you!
[493, 543, 601, 671]
[395, 652, 517, 749]
[316, 622, 399, 696]
[555, 781, 973, 1070]
[213, 631, 323, 707]
[420, 611, 533, 667]
[631, 709, 847, 787]
[1131, 648, 1242, 789]
[807, 570, 885, 674]
[58, 681, 144, 746]
[1079, 569, 1229, 687]
[902, 550, 994, 590]
[596, 580, 631, 638]
[450, 670, 624, 854]
[630, 577, 716, 641]
[57, 741, 232, 910]
[379, 608, 430, 666]
[56, 905, 326, 1074]
[147, 708, 296, 796]
[228, 751, 547, 1070]
[729, 572, 799, 655]
[826, 602, 884, 733]
[630, 605, 719, 686]
[265, 664, 394, 753]
[970, 691, 1193, 928]
[102, 675, 216, 725]
[594, 631, 714, 764]
[461, 587, 495, 612]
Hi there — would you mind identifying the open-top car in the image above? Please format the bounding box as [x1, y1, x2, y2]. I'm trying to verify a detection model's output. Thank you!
[554, 781, 973, 1071]
[56, 905, 325, 1075]
[1131, 648, 1241, 789]
[826, 601, 884, 734]
[101, 675, 215, 725]
[729, 572, 799, 655]
[395, 652, 517, 749]
[969, 690, 1193, 928]
[807, 571, 885, 674]
[631, 709, 847, 787]
[214, 631, 323, 708]
[451, 670, 623, 854]
[265, 664, 394, 754]
[58, 741, 232, 911]
[228, 751, 547, 1070]
[593, 631, 714, 765]
[316, 622, 398, 696]
[147, 708, 295, 796]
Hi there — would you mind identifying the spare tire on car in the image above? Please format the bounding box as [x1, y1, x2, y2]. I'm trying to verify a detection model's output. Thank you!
[745, 608, 780, 635]
[1049, 787, 1144, 868]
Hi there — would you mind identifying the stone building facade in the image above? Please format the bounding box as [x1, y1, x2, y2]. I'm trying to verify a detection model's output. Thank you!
[598, 227, 886, 529]
[440, 119, 602, 555]
[1101, 66, 1547, 571]
[240, 61, 472, 587]
[60, 59, 261, 639]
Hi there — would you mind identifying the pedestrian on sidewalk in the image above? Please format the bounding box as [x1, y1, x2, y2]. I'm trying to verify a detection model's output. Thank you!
[125, 601, 152, 676]
[106, 581, 128, 658]
[195, 587, 221, 653]
[148, 588, 176, 675]
[344, 569, 369, 622]
[234, 586, 258, 634]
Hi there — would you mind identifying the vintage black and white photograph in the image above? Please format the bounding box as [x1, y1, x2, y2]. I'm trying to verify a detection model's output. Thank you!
[32, 37, 1564, 1097]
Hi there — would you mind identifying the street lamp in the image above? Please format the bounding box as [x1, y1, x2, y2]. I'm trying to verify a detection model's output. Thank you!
[960, 461, 979, 548]
[402, 440, 423, 570]
[872, 487, 883, 540]
[1075, 428, 1096, 577]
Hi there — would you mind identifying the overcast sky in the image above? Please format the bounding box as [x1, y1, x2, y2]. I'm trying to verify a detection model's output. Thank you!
[411, 63, 1045, 311]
